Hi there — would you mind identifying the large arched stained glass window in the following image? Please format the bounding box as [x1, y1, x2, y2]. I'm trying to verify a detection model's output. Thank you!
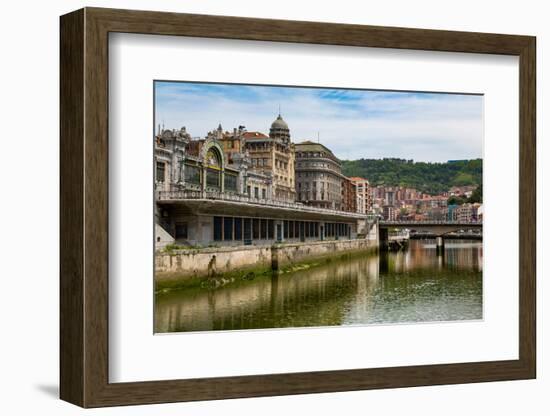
[206, 147, 222, 189]
[206, 148, 221, 168]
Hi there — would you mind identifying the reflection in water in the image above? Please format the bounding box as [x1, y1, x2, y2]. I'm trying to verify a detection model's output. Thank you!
[155, 240, 482, 333]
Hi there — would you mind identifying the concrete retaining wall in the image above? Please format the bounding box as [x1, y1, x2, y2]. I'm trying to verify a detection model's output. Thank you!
[156, 238, 377, 283]
[156, 245, 273, 281]
[271, 239, 374, 270]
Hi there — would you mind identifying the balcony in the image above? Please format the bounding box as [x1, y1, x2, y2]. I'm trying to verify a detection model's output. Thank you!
[156, 189, 372, 220]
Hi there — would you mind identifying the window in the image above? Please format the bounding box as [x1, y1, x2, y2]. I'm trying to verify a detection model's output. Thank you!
[254, 187, 259, 199]
[262, 188, 267, 199]
[268, 220, 274, 239]
[284, 221, 289, 238]
[260, 219, 267, 239]
[234, 218, 243, 241]
[206, 149, 221, 168]
[224, 173, 237, 192]
[223, 217, 233, 241]
[175, 222, 188, 239]
[206, 168, 220, 188]
[213, 217, 222, 241]
[247, 185, 251, 196]
[184, 164, 200, 184]
[289, 221, 294, 239]
[244, 218, 252, 240]
[156, 161, 165, 182]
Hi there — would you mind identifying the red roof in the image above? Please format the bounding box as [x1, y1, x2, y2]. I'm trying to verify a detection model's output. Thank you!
[243, 131, 268, 139]
[348, 177, 368, 183]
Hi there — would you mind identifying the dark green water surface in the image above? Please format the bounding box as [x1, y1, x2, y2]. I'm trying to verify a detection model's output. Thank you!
[155, 240, 482, 333]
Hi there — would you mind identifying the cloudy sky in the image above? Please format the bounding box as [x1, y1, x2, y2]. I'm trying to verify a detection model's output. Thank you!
[154, 81, 483, 163]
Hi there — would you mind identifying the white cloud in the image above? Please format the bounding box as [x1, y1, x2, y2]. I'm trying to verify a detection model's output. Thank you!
[155, 82, 483, 163]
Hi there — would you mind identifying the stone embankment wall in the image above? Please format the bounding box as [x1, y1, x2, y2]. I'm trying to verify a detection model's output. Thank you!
[156, 238, 378, 284]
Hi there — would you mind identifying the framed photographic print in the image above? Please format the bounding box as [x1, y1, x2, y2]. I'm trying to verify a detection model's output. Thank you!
[60, 7, 536, 407]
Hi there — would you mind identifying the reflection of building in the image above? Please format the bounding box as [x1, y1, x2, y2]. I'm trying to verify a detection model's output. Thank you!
[295, 141, 344, 210]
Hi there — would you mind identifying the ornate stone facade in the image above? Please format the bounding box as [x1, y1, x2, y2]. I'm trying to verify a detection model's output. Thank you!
[154, 126, 243, 195]
[155, 114, 299, 205]
[295, 141, 345, 210]
[243, 114, 296, 202]
[154, 117, 369, 249]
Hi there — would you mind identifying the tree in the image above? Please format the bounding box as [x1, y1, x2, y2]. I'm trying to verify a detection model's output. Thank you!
[341, 158, 482, 195]
[447, 196, 466, 206]
[468, 184, 483, 203]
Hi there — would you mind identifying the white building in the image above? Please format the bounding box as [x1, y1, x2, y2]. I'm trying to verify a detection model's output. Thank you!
[349, 177, 372, 214]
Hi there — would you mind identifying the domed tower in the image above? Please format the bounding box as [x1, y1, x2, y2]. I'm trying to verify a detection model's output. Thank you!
[269, 114, 290, 145]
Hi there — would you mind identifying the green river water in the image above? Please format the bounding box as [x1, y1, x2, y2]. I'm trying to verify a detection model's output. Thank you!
[155, 240, 482, 333]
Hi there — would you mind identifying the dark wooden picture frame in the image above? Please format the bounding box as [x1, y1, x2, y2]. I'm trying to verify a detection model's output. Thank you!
[60, 7, 536, 408]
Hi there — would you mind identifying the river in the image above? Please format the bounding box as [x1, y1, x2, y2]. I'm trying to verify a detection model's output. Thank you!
[154, 240, 483, 333]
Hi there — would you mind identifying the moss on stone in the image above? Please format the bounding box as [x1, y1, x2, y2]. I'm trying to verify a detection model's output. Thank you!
[155, 245, 378, 295]
[155, 263, 275, 294]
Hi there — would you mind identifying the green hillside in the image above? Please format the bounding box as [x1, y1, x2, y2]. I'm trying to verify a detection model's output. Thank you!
[341, 158, 482, 195]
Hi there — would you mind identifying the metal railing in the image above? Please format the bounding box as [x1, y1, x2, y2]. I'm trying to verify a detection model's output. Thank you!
[156, 189, 373, 219]
[380, 220, 482, 225]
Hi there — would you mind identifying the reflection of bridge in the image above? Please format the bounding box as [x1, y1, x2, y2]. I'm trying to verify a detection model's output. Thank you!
[379, 221, 482, 254]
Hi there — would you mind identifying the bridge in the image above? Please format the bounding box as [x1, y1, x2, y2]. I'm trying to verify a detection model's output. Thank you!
[378, 220, 482, 253]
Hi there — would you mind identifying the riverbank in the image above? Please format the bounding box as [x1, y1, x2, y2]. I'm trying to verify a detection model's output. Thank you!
[155, 239, 378, 292]
[155, 240, 483, 332]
